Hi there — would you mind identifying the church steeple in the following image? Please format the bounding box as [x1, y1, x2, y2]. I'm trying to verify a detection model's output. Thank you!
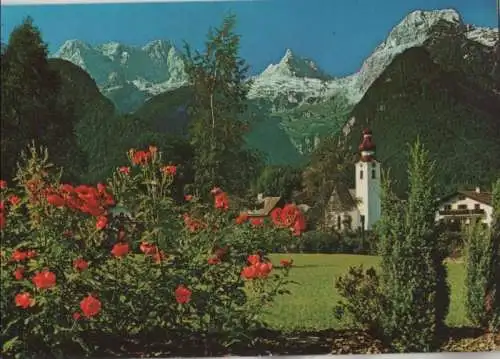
[359, 128, 376, 162]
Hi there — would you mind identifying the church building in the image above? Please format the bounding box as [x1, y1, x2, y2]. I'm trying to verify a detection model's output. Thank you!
[325, 129, 381, 231]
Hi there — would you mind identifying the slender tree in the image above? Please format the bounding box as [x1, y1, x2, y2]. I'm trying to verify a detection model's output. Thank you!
[183, 15, 260, 198]
[377, 139, 448, 352]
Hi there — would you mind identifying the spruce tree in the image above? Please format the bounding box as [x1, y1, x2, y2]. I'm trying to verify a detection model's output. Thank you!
[377, 139, 448, 352]
[1, 17, 81, 180]
[183, 15, 261, 198]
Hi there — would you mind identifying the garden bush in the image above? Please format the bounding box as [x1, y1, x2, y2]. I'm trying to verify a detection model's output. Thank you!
[0, 145, 303, 358]
[295, 230, 376, 255]
[334, 265, 385, 336]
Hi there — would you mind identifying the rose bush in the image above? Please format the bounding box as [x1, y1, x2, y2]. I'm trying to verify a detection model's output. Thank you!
[0, 145, 302, 358]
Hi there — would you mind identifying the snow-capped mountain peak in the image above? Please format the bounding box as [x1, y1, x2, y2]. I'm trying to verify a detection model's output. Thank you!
[352, 8, 494, 94]
[259, 48, 330, 80]
[52, 39, 188, 103]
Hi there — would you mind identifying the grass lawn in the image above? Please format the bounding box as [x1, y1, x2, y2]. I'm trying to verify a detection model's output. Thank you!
[264, 253, 469, 331]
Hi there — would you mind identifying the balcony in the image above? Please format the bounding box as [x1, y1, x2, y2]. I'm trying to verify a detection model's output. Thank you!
[438, 209, 485, 216]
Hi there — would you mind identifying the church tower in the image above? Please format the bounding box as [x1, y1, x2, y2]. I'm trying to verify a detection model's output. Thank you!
[355, 129, 381, 230]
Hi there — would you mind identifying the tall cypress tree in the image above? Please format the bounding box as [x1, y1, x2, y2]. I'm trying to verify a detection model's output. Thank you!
[184, 15, 261, 198]
[377, 139, 448, 352]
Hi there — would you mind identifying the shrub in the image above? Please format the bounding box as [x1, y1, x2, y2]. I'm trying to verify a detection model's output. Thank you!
[295, 230, 376, 255]
[0, 145, 301, 358]
[334, 265, 385, 336]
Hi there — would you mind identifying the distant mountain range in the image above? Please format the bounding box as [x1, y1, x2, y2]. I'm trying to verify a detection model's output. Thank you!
[50, 8, 500, 194]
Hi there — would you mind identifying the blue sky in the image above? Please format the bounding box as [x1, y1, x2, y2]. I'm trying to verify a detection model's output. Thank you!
[1, 0, 497, 76]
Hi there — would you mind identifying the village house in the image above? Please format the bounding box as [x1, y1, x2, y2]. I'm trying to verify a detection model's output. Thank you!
[247, 195, 284, 219]
[435, 188, 493, 228]
[326, 129, 382, 232]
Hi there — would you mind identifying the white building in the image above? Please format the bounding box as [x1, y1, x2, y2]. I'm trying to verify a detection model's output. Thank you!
[436, 188, 493, 228]
[326, 129, 381, 231]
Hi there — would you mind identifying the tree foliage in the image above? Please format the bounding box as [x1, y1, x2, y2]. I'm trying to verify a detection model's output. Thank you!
[465, 178, 500, 330]
[377, 139, 449, 352]
[1, 17, 83, 181]
[183, 15, 262, 198]
[253, 165, 303, 202]
[302, 135, 356, 228]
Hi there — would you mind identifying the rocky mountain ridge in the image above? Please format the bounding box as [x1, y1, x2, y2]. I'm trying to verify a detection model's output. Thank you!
[52, 9, 498, 159]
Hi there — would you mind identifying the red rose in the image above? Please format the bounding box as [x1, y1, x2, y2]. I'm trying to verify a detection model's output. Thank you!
[80, 295, 101, 318]
[96, 216, 108, 230]
[251, 218, 264, 227]
[111, 242, 129, 258]
[241, 265, 258, 280]
[257, 262, 273, 278]
[247, 254, 261, 265]
[32, 270, 56, 289]
[46, 194, 66, 207]
[175, 285, 192, 304]
[140, 241, 156, 255]
[72, 312, 82, 320]
[118, 166, 130, 175]
[8, 195, 21, 206]
[214, 192, 229, 210]
[15, 292, 33, 309]
[13, 267, 24, 280]
[11, 249, 27, 262]
[161, 165, 177, 176]
[280, 259, 293, 268]
[73, 258, 89, 271]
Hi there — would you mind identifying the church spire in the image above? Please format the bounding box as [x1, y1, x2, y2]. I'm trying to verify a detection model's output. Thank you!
[359, 128, 376, 162]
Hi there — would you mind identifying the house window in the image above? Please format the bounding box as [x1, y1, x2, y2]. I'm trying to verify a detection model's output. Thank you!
[474, 204, 480, 210]
[360, 215, 365, 228]
[337, 215, 341, 229]
[360, 170, 364, 179]
[458, 204, 467, 210]
[372, 170, 376, 179]
[444, 205, 452, 211]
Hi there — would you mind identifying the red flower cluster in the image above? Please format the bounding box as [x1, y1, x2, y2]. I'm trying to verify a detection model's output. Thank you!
[129, 147, 154, 166]
[175, 285, 192, 304]
[140, 241, 166, 263]
[45, 183, 115, 219]
[11, 249, 37, 262]
[210, 187, 229, 210]
[13, 266, 24, 280]
[280, 258, 293, 268]
[73, 258, 89, 271]
[80, 294, 102, 318]
[111, 242, 129, 258]
[118, 166, 130, 175]
[161, 165, 177, 176]
[32, 270, 56, 289]
[8, 195, 21, 207]
[241, 254, 273, 280]
[270, 204, 307, 236]
[15, 292, 34, 309]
